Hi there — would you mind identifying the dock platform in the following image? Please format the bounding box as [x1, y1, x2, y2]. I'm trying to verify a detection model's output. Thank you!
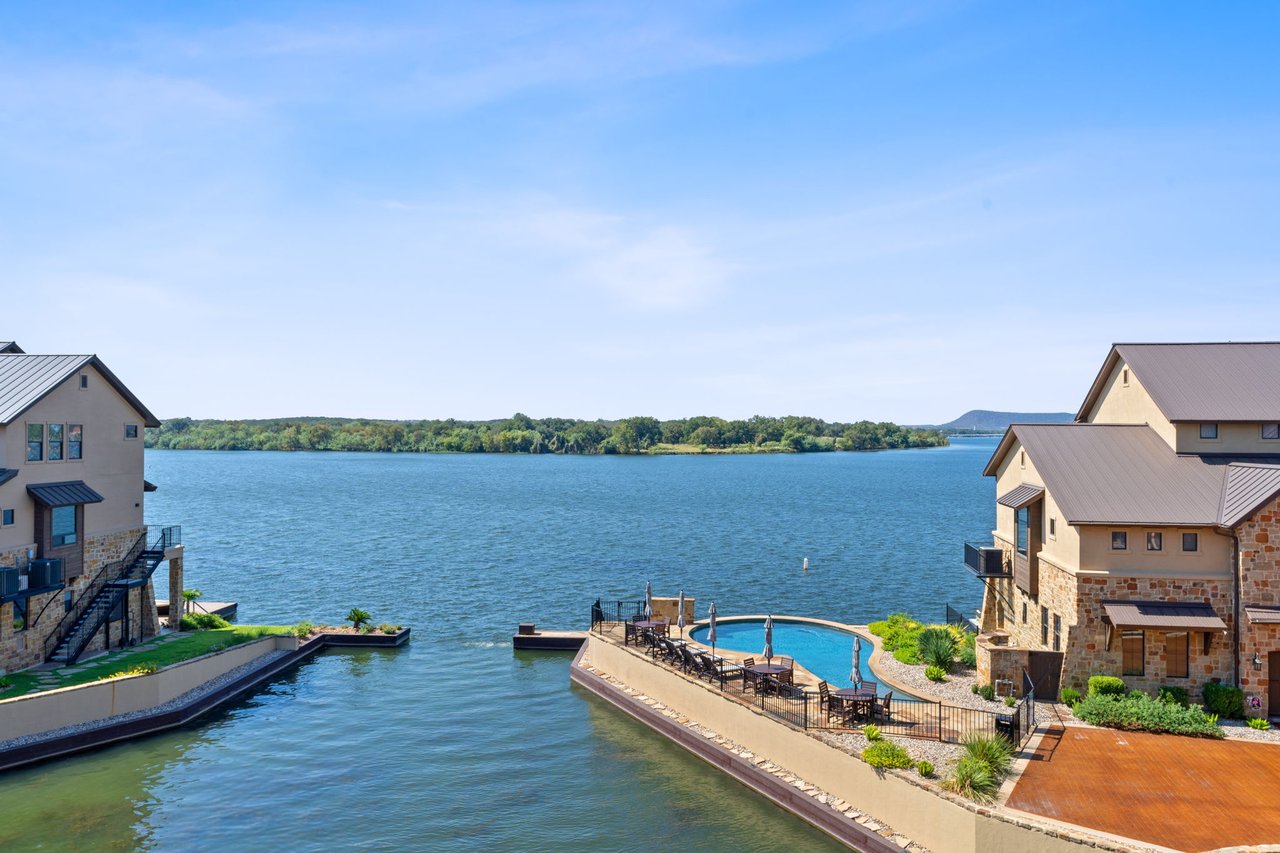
[513, 624, 586, 650]
[157, 600, 238, 620]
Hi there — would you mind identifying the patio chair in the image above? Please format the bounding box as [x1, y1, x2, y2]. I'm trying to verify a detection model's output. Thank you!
[818, 681, 842, 724]
[873, 691, 894, 724]
[700, 652, 744, 687]
[679, 645, 704, 676]
[741, 658, 762, 694]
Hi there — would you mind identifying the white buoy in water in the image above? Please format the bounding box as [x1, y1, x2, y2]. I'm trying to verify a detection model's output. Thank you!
[803, 557, 809, 573]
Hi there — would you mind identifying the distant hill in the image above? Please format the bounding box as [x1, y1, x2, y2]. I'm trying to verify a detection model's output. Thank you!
[925, 410, 1074, 433]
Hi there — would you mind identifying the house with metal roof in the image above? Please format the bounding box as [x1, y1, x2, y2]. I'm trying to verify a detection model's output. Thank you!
[968, 342, 1280, 714]
[0, 342, 182, 675]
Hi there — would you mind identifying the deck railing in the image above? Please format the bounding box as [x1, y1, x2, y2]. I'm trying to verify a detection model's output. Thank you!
[590, 598, 647, 631]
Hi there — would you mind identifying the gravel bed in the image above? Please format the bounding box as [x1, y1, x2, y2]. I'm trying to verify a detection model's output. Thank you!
[819, 728, 965, 774]
[872, 651, 1058, 725]
[0, 649, 291, 753]
[1208, 719, 1280, 743]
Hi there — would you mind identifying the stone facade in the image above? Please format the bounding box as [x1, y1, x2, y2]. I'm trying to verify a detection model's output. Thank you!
[1237, 493, 1280, 715]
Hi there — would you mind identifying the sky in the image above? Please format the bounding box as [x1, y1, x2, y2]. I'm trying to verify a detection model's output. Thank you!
[2, 1, 1278, 423]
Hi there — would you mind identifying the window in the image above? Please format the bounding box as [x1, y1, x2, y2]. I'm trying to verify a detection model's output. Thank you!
[1022, 602, 1028, 624]
[1, 509, 12, 526]
[1122, 368, 1130, 386]
[1049, 517, 1056, 539]
[68, 424, 82, 460]
[1182, 532, 1199, 552]
[1111, 531, 1128, 550]
[26, 423, 43, 461]
[1146, 532, 1162, 551]
[51, 505, 76, 547]
[1166, 632, 1189, 678]
[1122, 631, 1145, 676]
[1016, 507, 1030, 556]
[48, 423, 63, 461]
[1053, 614, 1062, 651]
[79, 374, 88, 389]
[1263, 423, 1280, 440]
[1020, 450, 1026, 469]
[1040, 606, 1049, 646]
[124, 424, 139, 440]
[1200, 423, 1218, 440]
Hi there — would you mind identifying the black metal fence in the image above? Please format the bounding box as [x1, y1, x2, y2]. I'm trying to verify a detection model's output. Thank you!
[590, 598, 646, 630]
[945, 603, 978, 631]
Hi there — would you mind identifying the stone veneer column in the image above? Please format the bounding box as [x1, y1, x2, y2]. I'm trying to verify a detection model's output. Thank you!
[167, 547, 184, 630]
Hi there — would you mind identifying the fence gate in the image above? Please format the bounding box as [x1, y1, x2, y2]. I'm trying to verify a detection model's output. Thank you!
[1026, 651, 1063, 698]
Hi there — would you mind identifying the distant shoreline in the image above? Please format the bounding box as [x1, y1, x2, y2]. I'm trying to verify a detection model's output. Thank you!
[145, 415, 949, 455]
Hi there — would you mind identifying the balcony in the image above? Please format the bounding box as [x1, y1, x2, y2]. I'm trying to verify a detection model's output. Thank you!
[0, 559, 65, 603]
[964, 542, 1008, 578]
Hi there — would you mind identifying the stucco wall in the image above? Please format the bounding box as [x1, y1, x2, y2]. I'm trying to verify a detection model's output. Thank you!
[1077, 525, 1232, 576]
[1082, 358, 1176, 448]
[0, 362, 148, 554]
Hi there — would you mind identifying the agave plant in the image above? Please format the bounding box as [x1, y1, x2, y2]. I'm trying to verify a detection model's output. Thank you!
[917, 627, 958, 673]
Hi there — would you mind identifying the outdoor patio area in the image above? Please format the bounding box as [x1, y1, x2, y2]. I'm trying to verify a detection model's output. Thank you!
[1006, 724, 1280, 851]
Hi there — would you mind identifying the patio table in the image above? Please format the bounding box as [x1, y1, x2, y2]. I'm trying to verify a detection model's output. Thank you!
[832, 687, 877, 724]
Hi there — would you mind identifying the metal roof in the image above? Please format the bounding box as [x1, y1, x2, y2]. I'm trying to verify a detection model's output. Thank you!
[144, 479, 158, 492]
[1245, 606, 1280, 625]
[997, 484, 1044, 508]
[0, 342, 23, 354]
[984, 424, 1224, 525]
[0, 469, 15, 487]
[1078, 343, 1280, 422]
[27, 480, 104, 506]
[1219, 463, 1280, 527]
[1101, 600, 1227, 632]
[0, 354, 159, 427]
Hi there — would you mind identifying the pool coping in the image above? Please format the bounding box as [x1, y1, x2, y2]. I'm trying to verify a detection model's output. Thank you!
[685, 614, 923, 701]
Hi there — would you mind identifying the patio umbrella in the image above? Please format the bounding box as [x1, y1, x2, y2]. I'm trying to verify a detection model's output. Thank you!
[644, 580, 653, 620]
[707, 601, 718, 658]
[677, 590, 686, 639]
[762, 615, 774, 665]
[851, 634, 863, 690]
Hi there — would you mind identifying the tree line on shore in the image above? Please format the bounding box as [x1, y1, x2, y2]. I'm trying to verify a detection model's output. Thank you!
[144, 415, 948, 455]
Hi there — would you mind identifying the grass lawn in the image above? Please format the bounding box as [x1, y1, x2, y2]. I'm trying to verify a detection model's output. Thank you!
[0, 626, 291, 700]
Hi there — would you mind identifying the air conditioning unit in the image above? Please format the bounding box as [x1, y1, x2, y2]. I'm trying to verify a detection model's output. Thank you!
[979, 547, 1004, 574]
[28, 558, 64, 589]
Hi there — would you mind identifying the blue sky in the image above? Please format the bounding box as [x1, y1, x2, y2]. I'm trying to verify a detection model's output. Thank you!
[2, 1, 1278, 422]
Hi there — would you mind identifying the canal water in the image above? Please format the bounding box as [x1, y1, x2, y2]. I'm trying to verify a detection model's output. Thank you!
[0, 437, 997, 851]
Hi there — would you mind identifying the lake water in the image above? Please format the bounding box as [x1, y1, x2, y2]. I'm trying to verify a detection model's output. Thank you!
[0, 437, 997, 852]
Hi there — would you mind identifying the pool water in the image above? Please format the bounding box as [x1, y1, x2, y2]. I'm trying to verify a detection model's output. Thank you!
[689, 618, 918, 698]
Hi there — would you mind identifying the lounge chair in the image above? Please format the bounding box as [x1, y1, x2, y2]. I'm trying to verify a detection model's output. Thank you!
[700, 652, 744, 687]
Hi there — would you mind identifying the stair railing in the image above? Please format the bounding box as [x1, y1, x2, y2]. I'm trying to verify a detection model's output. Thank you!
[43, 530, 147, 661]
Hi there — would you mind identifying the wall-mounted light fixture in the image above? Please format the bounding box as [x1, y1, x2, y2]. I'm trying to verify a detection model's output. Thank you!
[1253, 652, 1263, 671]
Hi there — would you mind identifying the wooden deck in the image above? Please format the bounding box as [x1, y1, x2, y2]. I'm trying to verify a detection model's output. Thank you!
[1007, 724, 1280, 851]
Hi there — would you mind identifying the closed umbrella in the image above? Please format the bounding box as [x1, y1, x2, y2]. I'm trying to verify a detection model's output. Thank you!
[762, 615, 774, 665]
[677, 591, 686, 639]
[708, 601, 718, 659]
[644, 580, 653, 621]
[851, 635, 863, 690]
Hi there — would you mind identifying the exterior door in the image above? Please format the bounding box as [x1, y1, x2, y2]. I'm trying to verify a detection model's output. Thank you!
[1027, 650, 1064, 698]
[1270, 653, 1280, 717]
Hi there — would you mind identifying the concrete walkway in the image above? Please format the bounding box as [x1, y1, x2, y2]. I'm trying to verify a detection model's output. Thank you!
[1007, 724, 1280, 851]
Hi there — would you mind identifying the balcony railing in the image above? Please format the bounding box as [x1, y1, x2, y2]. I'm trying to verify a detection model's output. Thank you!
[964, 541, 1008, 578]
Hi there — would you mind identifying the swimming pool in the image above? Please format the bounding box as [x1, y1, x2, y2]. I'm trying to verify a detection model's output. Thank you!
[688, 618, 919, 698]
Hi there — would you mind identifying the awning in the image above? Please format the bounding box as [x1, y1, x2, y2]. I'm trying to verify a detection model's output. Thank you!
[997, 484, 1045, 509]
[27, 481, 105, 507]
[0, 469, 16, 487]
[1246, 606, 1280, 625]
[144, 480, 158, 493]
[1101, 600, 1227, 632]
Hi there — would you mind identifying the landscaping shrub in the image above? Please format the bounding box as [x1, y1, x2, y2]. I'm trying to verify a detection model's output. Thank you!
[1157, 686, 1189, 707]
[862, 724, 881, 741]
[868, 613, 922, 651]
[347, 608, 373, 631]
[1004, 696, 1017, 707]
[1087, 675, 1126, 698]
[970, 683, 979, 694]
[941, 755, 998, 802]
[958, 635, 977, 668]
[105, 661, 161, 680]
[977, 683, 996, 701]
[1247, 717, 1271, 730]
[1202, 683, 1245, 719]
[359, 623, 375, 635]
[378, 623, 399, 635]
[293, 621, 314, 639]
[1059, 687, 1081, 706]
[961, 733, 1014, 777]
[924, 665, 948, 682]
[917, 628, 958, 672]
[915, 760, 935, 778]
[862, 740, 913, 769]
[0, 676, 13, 689]
[1073, 691, 1223, 738]
[892, 645, 920, 665]
[180, 612, 230, 631]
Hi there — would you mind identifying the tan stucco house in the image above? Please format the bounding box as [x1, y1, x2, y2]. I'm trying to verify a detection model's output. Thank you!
[0, 340, 180, 674]
[971, 342, 1280, 714]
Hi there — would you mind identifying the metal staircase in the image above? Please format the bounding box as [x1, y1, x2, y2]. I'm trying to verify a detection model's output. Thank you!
[46, 526, 179, 666]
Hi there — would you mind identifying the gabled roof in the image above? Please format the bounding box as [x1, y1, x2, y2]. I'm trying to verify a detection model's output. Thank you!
[1220, 463, 1280, 527]
[1077, 342, 1280, 423]
[984, 424, 1224, 525]
[0, 354, 160, 427]
[0, 342, 23, 354]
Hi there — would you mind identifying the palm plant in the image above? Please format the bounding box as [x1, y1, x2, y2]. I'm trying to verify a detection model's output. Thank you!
[181, 588, 204, 615]
[347, 608, 372, 631]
